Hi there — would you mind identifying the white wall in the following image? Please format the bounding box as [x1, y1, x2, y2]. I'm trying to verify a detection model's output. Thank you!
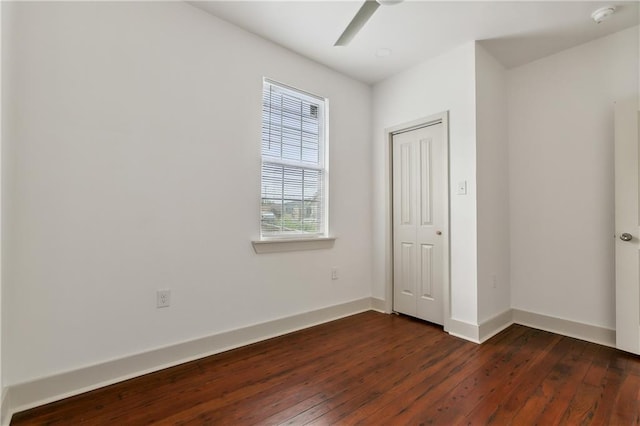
[508, 26, 639, 329]
[475, 44, 510, 323]
[3, 2, 372, 385]
[372, 43, 478, 325]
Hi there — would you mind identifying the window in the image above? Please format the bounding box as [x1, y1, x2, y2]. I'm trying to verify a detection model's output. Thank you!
[260, 80, 327, 239]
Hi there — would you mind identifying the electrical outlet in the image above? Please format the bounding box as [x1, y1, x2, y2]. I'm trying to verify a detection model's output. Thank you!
[331, 267, 339, 280]
[492, 275, 497, 289]
[157, 289, 171, 308]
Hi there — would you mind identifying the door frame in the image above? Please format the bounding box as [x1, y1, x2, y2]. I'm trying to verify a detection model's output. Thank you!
[384, 111, 450, 332]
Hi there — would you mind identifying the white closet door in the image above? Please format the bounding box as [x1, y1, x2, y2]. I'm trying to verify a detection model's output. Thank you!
[393, 123, 447, 325]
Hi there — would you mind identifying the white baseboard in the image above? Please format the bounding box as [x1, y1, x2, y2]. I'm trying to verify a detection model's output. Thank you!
[3, 297, 375, 425]
[371, 297, 386, 313]
[444, 308, 614, 348]
[512, 309, 616, 348]
[447, 318, 480, 343]
[479, 309, 514, 343]
[423, 311, 511, 344]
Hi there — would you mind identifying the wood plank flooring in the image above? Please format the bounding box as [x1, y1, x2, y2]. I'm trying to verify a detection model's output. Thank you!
[11, 311, 640, 425]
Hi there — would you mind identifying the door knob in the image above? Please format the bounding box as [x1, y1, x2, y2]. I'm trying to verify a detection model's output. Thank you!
[620, 233, 633, 241]
[436, 231, 442, 235]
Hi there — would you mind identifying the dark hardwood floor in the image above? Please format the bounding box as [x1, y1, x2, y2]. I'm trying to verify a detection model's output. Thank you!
[11, 311, 640, 425]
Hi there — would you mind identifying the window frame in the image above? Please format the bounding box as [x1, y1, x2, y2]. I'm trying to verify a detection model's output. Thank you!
[257, 78, 332, 245]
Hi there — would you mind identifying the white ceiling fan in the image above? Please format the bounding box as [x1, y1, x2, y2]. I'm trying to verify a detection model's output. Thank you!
[334, 0, 404, 46]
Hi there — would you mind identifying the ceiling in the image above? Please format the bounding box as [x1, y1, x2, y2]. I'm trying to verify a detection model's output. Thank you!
[189, 1, 639, 84]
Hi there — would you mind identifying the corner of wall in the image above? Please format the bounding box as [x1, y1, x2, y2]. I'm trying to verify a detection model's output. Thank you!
[371, 297, 386, 313]
[478, 309, 513, 342]
[506, 25, 638, 331]
[474, 40, 511, 325]
[449, 308, 514, 344]
[1, 389, 9, 426]
[512, 309, 615, 348]
[447, 318, 480, 343]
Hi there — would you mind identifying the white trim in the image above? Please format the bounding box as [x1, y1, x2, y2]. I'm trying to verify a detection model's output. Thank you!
[384, 111, 451, 331]
[478, 309, 514, 343]
[252, 236, 335, 253]
[3, 297, 373, 423]
[447, 318, 480, 343]
[371, 297, 386, 313]
[447, 310, 513, 344]
[445, 308, 615, 348]
[512, 309, 616, 348]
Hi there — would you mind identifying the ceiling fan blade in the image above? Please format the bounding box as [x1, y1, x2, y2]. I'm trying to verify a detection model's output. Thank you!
[334, 0, 381, 46]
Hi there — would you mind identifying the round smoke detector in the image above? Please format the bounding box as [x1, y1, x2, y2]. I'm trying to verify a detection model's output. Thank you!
[591, 6, 616, 24]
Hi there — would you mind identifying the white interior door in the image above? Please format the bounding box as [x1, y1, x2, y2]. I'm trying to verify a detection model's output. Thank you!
[615, 97, 640, 354]
[392, 123, 447, 325]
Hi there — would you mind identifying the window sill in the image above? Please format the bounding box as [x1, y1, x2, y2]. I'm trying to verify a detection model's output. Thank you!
[252, 237, 336, 254]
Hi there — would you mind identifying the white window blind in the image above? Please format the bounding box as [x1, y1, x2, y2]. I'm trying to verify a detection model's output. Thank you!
[261, 80, 327, 238]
